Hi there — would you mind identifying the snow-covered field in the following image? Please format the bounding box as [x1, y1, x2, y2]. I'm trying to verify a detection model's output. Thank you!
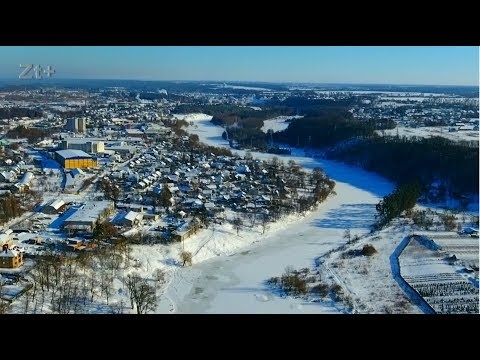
[172, 113, 214, 123]
[313, 90, 453, 97]
[399, 235, 479, 314]
[261, 115, 303, 133]
[211, 84, 273, 92]
[378, 126, 479, 143]
[319, 222, 424, 314]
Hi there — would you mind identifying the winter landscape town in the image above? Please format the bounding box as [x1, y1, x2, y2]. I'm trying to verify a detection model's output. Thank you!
[0, 47, 478, 314]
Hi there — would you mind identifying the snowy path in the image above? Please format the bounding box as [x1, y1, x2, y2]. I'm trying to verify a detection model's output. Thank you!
[153, 114, 396, 313]
[389, 236, 436, 314]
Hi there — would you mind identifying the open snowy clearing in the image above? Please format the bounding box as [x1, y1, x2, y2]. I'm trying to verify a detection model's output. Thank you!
[319, 222, 424, 314]
[261, 115, 304, 133]
[378, 126, 479, 143]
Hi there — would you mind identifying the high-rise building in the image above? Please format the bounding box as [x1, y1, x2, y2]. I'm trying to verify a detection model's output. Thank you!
[77, 118, 87, 133]
[65, 118, 87, 133]
[65, 118, 77, 132]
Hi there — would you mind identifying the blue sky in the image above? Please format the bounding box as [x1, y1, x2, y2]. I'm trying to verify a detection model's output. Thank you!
[0, 46, 477, 85]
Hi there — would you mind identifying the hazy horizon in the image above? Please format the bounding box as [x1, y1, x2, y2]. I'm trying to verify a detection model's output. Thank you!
[0, 46, 478, 86]
[0, 77, 478, 88]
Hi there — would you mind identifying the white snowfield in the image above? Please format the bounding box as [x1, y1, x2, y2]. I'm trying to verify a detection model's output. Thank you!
[127, 114, 397, 313]
[378, 126, 479, 143]
[172, 113, 213, 122]
[261, 115, 304, 133]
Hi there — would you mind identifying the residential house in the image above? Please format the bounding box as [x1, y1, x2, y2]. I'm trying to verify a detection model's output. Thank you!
[0, 244, 24, 268]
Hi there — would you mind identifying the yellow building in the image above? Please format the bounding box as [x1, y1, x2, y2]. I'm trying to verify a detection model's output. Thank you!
[0, 244, 24, 269]
[55, 149, 98, 169]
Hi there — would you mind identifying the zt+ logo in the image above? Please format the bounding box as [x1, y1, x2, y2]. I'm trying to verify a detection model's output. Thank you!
[19, 64, 56, 79]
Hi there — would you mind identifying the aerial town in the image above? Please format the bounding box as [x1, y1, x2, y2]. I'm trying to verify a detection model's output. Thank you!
[0, 79, 478, 314]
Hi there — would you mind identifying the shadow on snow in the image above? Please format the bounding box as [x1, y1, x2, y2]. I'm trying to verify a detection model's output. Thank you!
[310, 203, 376, 229]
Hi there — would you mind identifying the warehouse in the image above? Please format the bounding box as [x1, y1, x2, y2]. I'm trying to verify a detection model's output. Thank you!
[63, 201, 114, 233]
[54, 149, 98, 169]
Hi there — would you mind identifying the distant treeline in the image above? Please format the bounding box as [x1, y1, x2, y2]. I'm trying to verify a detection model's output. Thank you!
[6, 125, 58, 143]
[50, 109, 85, 118]
[326, 135, 479, 198]
[273, 111, 395, 148]
[266, 96, 356, 117]
[0, 107, 43, 120]
[174, 104, 293, 150]
[173, 104, 293, 125]
[175, 99, 397, 151]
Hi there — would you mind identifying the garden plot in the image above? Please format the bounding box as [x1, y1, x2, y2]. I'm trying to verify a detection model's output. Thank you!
[427, 235, 479, 266]
[399, 237, 479, 314]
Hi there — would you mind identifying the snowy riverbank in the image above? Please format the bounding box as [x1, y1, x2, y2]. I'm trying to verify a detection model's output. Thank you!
[133, 114, 395, 313]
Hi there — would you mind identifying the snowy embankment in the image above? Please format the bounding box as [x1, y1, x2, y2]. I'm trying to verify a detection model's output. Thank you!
[316, 221, 423, 314]
[127, 114, 395, 313]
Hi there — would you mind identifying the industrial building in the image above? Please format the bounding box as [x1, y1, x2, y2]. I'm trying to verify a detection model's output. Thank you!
[63, 201, 114, 233]
[60, 139, 105, 154]
[54, 149, 98, 169]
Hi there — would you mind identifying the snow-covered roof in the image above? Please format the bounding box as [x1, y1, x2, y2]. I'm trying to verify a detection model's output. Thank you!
[48, 199, 65, 210]
[70, 168, 84, 177]
[18, 172, 34, 185]
[124, 211, 140, 222]
[56, 149, 92, 159]
[64, 201, 113, 225]
[0, 249, 20, 258]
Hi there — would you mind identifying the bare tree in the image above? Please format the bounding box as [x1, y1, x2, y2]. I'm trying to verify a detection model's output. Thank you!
[125, 273, 142, 310]
[0, 278, 8, 314]
[343, 229, 351, 243]
[125, 273, 157, 314]
[180, 251, 192, 267]
[261, 214, 270, 235]
[99, 268, 113, 305]
[153, 268, 166, 289]
[233, 216, 243, 235]
[246, 212, 256, 228]
[470, 214, 479, 226]
[88, 272, 98, 303]
[110, 299, 126, 314]
[134, 282, 157, 314]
